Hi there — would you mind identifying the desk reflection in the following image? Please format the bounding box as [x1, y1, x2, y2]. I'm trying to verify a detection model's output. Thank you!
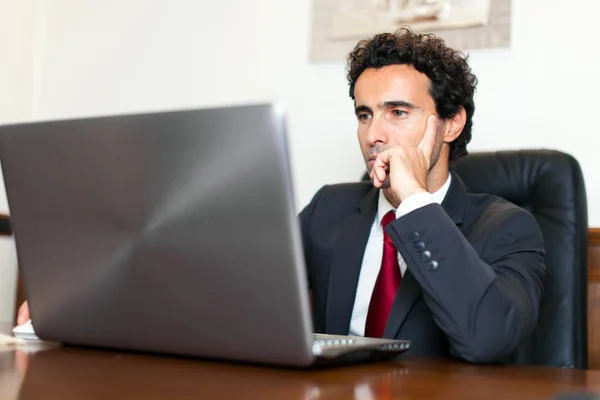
[5, 346, 411, 400]
[3, 344, 600, 400]
[0, 349, 28, 400]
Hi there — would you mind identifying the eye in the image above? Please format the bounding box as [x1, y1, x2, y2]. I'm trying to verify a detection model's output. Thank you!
[391, 109, 407, 118]
[358, 113, 372, 122]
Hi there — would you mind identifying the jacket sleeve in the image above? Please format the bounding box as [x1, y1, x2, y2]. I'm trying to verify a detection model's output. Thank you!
[386, 203, 545, 363]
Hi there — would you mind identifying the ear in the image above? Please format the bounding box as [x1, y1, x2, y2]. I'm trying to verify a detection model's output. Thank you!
[442, 106, 466, 144]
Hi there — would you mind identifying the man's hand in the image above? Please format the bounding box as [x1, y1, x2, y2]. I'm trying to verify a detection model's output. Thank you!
[370, 115, 438, 204]
[17, 301, 30, 325]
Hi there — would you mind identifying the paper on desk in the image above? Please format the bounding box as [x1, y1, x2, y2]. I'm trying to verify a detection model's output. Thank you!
[0, 332, 24, 346]
[12, 319, 40, 341]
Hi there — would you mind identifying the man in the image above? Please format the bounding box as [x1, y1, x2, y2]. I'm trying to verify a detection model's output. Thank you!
[299, 28, 545, 363]
[18, 28, 545, 363]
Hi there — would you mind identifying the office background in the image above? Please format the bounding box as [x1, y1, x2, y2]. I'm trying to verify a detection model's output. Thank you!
[0, 0, 598, 322]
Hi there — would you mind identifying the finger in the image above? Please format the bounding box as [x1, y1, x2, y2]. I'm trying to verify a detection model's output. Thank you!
[417, 115, 438, 161]
[372, 150, 391, 187]
[17, 301, 30, 325]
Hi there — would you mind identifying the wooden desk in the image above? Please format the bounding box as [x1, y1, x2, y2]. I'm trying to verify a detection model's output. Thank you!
[1, 325, 600, 400]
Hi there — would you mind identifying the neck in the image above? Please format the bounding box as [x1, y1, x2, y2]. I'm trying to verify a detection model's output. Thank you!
[426, 161, 450, 194]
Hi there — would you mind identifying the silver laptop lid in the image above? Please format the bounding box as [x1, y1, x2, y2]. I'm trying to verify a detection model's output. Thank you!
[0, 104, 315, 366]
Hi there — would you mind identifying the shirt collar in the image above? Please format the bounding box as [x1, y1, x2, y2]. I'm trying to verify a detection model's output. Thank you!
[376, 173, 452, 229]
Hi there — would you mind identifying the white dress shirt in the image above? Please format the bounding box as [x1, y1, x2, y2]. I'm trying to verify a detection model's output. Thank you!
[348, 174, 452, 336]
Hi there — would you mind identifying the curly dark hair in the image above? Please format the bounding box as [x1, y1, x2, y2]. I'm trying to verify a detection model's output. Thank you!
[346, 27, 477, 161]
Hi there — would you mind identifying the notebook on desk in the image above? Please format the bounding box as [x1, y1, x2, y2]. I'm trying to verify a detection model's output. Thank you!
[0, 104, 410, 367]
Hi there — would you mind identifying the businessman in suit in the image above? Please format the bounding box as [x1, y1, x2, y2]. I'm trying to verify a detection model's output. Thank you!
[17, 28, 545, 364]
[300, 28, 545, 363]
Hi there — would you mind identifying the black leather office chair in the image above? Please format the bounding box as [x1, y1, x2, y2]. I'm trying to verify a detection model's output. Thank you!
[455, 150, 588, 368]
[362, 149, 589, 368]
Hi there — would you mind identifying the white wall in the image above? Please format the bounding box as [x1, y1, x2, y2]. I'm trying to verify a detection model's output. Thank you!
[0, 0, 36, 322]
[32, 0, 600, 224]
[34, 0, 362, 212]
[2, 0, 598, 321]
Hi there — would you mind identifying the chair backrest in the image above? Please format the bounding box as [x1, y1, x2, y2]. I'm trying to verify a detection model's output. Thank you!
[453, 150, 588, 368]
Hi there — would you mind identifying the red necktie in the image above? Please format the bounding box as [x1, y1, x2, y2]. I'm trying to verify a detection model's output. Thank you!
[364, 211, 402, 338]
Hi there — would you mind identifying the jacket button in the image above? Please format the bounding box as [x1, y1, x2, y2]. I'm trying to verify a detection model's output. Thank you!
[414, 241, 426, 251]
[428, 260, 439, 270]
[421, 250, 431, 260]
[410, 232, 420, 242]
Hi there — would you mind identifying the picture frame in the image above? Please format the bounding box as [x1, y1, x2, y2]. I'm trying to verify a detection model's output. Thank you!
[310, 0, 512, 62]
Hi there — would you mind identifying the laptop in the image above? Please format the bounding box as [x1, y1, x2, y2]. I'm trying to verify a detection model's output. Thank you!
[0, 104, 410, 367]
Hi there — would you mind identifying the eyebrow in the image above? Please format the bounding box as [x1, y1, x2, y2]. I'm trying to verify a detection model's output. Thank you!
[382, 100, 418, 110]
[354, 100, 419, 116]
[354, 105, 372, 116]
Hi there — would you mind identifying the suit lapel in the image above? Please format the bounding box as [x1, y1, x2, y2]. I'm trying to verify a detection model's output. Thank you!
[441, 169, 468, 225]
[383, 170, 468, 338]
[325, 187, 378, 334]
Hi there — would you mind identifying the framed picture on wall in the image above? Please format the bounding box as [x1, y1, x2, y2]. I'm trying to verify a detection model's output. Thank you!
[310, 0, 512, 62]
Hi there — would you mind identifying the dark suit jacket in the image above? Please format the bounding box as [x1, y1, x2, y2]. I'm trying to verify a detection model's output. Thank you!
[299, 171, 545, 363]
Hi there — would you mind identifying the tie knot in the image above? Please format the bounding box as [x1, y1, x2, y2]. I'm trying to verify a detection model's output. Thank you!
[381, 210, 396, 230]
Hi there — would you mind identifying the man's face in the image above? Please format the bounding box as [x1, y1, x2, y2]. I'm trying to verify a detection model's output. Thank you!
[354, 64, 444, 176]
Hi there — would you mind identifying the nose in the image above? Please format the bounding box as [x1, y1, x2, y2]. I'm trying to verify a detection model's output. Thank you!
[366, 116, 389, 147]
